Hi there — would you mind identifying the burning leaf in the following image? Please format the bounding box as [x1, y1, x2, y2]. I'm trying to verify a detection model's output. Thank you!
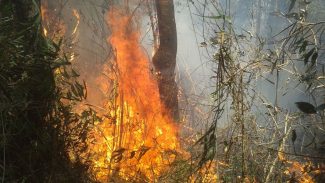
[111, 148, 126, 163]
[295, 102, 316, 114]
[129, 151, 136, 159]
[137, 146, 150, 161]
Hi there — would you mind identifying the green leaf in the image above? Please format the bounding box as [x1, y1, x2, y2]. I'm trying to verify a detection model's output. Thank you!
[299, 40, 308, 54]
[61, 67, 70, 79]
[310, 51, 318, 66]
[288, 0, 296, 12]
[71, 69, 80, 77]
[74, 81, 84, 99]
[295, 38, 304, 46]
[70, 84, 78, 98]
[291, 129, 297, 143]
[200, 42, 207, 47]
[286, 13, 300, 20]
[204, 15, 231, 23]
[206, 15, 224, 19]
[295, 102, 316, 114]
[316, 103, 325, 111]
[304, 48, 315, 65]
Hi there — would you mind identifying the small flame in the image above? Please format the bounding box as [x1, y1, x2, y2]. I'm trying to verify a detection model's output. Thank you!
[69, 9, 80, 63]
[72, 9, 80, 35]
[43, 28, 48, 37]
[41, 5, 48, 37]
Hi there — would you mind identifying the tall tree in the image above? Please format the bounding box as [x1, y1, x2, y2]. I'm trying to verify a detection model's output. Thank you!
[152, 0, 179, 120]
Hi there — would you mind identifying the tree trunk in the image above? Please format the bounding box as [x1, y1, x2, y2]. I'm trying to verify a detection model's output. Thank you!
[153, 0, 179, 121]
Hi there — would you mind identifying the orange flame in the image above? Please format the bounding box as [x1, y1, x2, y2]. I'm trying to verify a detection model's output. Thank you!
[284, 161, 315, 183]
[83, 7, 180, 182]
[40, 5, 49, 37]
[279, 152, 315, 183]
[70, 9, 80, 62]
[72, 9, 80, 35]
[190, 161, 218, 182]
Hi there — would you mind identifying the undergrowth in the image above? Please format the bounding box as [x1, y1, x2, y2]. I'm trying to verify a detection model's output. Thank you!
[0, 1, 96, 182]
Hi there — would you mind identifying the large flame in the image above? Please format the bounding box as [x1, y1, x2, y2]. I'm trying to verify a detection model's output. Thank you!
[83, 7, 180, 182]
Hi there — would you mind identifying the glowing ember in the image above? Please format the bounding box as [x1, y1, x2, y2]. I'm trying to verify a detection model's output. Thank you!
[83, 7, 180, 182]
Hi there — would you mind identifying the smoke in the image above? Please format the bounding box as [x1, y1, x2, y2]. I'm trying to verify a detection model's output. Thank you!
[43, 1, 325, 178]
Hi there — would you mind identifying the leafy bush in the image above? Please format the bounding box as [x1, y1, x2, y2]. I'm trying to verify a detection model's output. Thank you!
[0, 1, 95, 182]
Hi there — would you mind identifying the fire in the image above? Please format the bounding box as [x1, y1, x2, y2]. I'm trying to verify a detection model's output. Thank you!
[41, 5, 49, 37]
[82, 7, 180, 181]
[190, 161, 218, 182]
[72, 9, 80, 35]
[40, 2, 182, 182]
[279, 152, 315, 183]
[283, 161, 315, 182]
[70, 9, 80, 62]
[40, 3, 66, 40]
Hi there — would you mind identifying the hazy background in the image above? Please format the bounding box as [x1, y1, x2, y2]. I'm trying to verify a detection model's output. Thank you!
[47, 1, 325, 153]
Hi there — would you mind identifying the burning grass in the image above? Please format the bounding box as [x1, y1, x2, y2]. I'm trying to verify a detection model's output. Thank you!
[79, 7, 183, 182]
[35, 0, 325, 182]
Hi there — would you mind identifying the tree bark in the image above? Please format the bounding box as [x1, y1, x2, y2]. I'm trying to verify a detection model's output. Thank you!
[153, 0, 179, 121]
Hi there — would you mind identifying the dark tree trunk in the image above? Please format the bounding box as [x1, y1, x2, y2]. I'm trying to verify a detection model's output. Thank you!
[153, 0, 179, 121]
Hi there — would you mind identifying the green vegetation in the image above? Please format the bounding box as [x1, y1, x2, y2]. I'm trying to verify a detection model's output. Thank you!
[193, 0, 325, 182]
[0, 1, 95, 182]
